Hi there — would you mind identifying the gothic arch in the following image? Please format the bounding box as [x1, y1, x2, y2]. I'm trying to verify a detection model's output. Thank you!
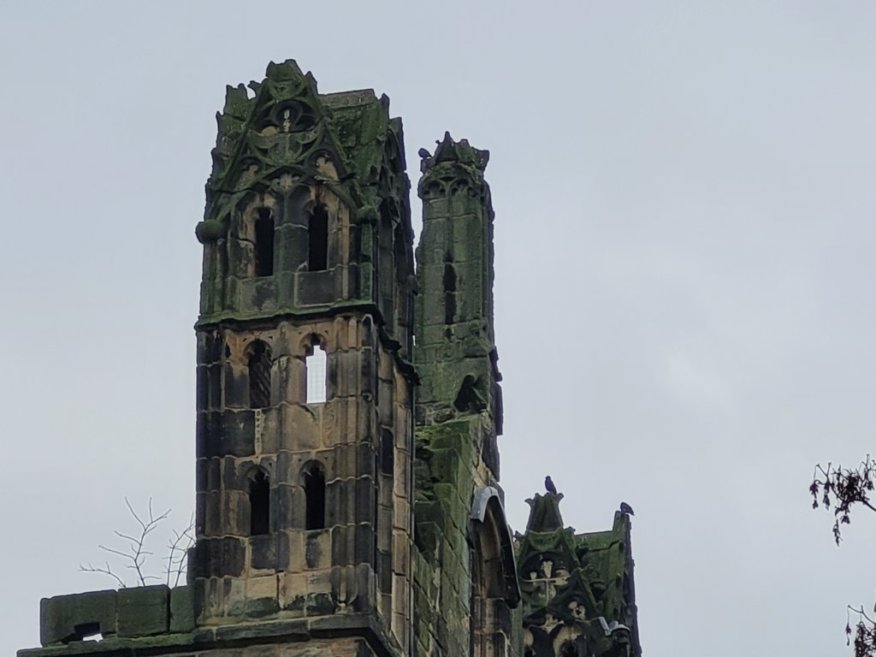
[247, 466, 270, 536]
[230, 192, 281, 278]
[300, 460, 326, 531]
[470, 487, 521, 657]
[299, 333, 328, 404]
[246, 339, 272, 409]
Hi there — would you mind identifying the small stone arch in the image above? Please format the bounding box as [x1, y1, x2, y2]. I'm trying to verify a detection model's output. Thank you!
[247, 466, 271, 536]
[246, 339, 272, 409]
[300, 460, 326, 531]
[300, 334, 328, 404]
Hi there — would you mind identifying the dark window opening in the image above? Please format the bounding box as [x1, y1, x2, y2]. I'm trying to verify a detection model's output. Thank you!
[308, 205, 328, 271]
[248, 340, 272, 409]
[249, 469, 270, 535]
[443, 252, 456, 325]
[380, 428, 394, 475]
[304, 464, 326, 530]
[254, 208, 274, 276]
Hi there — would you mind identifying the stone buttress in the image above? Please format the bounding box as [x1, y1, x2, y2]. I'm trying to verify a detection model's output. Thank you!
[411, 134, 521, 657]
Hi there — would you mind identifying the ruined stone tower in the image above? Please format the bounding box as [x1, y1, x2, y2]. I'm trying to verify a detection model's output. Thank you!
[20, 60, 640, 657]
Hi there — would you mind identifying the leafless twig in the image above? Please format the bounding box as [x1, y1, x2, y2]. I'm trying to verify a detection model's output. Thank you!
[80, 498, 190, 588]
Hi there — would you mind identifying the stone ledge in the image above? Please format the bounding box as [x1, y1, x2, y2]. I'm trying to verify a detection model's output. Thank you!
[20, 611, 404, 657]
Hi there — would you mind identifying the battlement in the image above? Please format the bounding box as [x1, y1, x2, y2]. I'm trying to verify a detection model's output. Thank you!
[22, 586, 193, 655]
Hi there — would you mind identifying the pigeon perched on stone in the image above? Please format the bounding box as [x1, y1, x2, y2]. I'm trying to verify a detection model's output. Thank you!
[619, 501, 635, 516]
[544, 475, 557, 495]
[418, 147, 432, 159]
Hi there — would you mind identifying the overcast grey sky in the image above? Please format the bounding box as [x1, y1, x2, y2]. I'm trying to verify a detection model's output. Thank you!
[3, 2, 876, 655]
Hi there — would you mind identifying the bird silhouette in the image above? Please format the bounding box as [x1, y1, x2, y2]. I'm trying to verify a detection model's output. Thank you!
[418, 147, 432, 159]
[544, 475, 557, 495]
[619, 501, 635, 516]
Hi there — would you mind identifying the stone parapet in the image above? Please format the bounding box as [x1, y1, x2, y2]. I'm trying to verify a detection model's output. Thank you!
[36, 586, 194, 649]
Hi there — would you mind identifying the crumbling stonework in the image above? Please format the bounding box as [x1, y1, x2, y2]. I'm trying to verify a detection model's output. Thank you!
[19, 60, 640, 657]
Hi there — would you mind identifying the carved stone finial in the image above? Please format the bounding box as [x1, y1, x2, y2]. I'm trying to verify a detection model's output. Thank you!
[524, 492, 565, 532]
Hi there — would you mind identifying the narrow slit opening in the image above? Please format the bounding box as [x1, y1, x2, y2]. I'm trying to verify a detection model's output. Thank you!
[249, 469, 270, 535]
[304, 464, 326, 530]
[308, 205, 328, 271]
[254, 208, 274, 276]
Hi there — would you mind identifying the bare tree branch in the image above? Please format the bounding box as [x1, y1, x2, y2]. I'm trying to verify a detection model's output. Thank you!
[80, 562, 126, 589]
[165, 514, 194, 587]
[81, 498, 191, 589]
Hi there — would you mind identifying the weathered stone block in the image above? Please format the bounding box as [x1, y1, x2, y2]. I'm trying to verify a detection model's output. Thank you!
[250, 534, 277, 571]
[280, 529, 307, 572]
[277, 223, 308, 271]
[117, 585, 169, 638]
[197, 329, 223, 365]
[202, 490, 221, 536]
[244, 574, 278, 619]
[298, 269, 336, 306]
[191, 536, 246, 578]
[331, 525, 349, 567]
[350, 525, 372, 567]
[355, 476, 376, 523]
[279, 572, 308, 616]
[40, 589, 117, 646]
[223, 361, 249, 409]
[258, 406, 281, 454]
[195, 410, 220, 458]
[275, 270, 297, 309]
[169, 586, 195, 633]
[221, 409, 256, 457]
[243, 277, 278, 313]
[305, 529, 331, 569]
[276, 482, 307, 531]
[196, 364, 209, 412]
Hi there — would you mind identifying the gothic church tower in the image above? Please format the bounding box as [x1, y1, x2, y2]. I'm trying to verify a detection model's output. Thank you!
[190, 60, 417, 655]
[20, 60, 639, 657]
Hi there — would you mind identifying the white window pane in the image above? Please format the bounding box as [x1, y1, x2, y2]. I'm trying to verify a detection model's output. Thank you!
[306, 347, 327, 403]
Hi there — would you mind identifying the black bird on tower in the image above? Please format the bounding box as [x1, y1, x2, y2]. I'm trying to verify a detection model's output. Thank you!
[544, 475, 557, 495]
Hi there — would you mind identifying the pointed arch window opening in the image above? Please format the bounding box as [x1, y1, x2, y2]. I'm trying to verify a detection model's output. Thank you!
[305, 343, 327, 404]
[308, 205, 329, 271]
[254, 207, 274, 277]
[249, 469, 270, 536]
[248, 340, 272, 409]
[471, 495, 520, 657]
[303, 463, 326, 530]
